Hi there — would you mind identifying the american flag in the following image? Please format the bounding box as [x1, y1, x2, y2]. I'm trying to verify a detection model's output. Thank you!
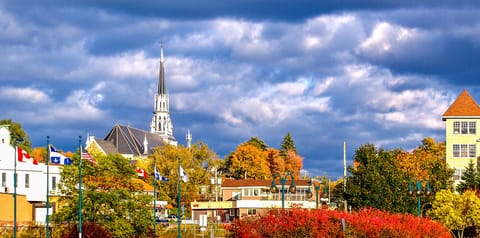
[81, 151, 98, 166]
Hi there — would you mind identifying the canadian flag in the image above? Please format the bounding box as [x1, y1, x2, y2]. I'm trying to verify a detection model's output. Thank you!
[17, 147, 38, 165]
[136, 167, 147, 178]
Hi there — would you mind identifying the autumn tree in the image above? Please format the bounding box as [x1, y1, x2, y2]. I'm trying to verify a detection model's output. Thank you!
[266, 148, 285, 176]
[150, 142, 222, 212]
[0, 119, 32, 153]
[225, 144, 270, 179]
[456, 160, 480, 194]
[394, 137, 453, 192]
[427, 189, 480, 238]
[284, 150, 303, 179]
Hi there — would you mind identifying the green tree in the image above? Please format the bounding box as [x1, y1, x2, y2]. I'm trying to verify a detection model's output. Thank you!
[457, 160, 480, 194]
[280, 132, 297, 156]
[0, 119, 32, 153]
[243, 136, 269, 151]
[427, 189, 480, 238]
[345, 144, 414, 213]
[54, 153, 153, 237]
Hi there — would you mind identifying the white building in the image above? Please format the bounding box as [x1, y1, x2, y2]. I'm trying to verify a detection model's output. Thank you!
[0, 125, 61, 224]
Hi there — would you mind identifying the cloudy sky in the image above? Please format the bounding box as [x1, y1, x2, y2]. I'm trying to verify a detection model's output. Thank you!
[2, 1, 480, 178]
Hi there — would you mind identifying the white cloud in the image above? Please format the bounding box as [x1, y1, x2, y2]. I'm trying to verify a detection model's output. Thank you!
[357, 22, 418, 56]
[0, 87, 50, 103]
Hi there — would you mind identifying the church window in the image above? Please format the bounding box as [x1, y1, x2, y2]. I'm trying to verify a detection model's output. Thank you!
[25, 174, 29, 188]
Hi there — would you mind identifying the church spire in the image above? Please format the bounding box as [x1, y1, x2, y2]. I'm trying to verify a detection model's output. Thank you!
[151, 45, 177, 146]
[158, 45, 166, 95]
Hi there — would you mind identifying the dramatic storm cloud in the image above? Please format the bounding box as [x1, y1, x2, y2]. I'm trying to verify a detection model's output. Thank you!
[1, 1, 480, 177]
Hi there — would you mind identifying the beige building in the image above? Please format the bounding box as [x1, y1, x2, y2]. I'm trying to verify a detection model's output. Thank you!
[443, 89, 480, 184]
[191, 179, 315, 222]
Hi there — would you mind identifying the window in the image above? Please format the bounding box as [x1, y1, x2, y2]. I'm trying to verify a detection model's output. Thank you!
[243, 188, 261, 197]
[247, 209, 257, 215]
[232, 192, 241, 200]
[453, 144, 460, 157]
[25, 174, 29, 188]
[52, 177, 57, 190]
[1, 173, 5, 187]
[453, 121, 460, 134]
[454, 121, 476, 134]
[469, 122, 477, 134]
[469, 144, 477, 158]
[453, 144, 476, 158]
[461, 144, 468, 157]
[453, 169, 466, 181]
[461, 122, 468, 134]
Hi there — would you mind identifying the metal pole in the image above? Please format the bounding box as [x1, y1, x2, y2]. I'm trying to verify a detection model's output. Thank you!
[315, 186, 319, 209]
[78, 136, 83, 238]
[177, 157, 181, 238]
[46, 136, 50, 238]
[281, 178, 285, 209]
[417, 180, 421, 217]
[154, 157, 157, 237]
[13, 139, 18, 238]
[343, 141, 347, 212]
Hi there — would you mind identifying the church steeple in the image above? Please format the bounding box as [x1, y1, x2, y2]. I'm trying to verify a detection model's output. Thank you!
[150, 45, 177, 145]
[158, 46, 166, 95]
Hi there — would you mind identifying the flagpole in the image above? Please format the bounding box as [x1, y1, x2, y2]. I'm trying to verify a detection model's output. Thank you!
[78, 136, 83, 238]
[13, 138, 21, 238]
[46, 136, 50, 238]
[177, 157, 181, 238]
[153, 156, 157, 237]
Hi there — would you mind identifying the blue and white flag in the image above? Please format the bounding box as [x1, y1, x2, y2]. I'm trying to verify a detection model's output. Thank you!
[180, 166, 188, 182]
[49, 144, 72, 165]
[154, 167, 169, 182]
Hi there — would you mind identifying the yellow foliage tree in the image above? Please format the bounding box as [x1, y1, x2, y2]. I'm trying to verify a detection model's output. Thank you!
[227, 144, 270, 179]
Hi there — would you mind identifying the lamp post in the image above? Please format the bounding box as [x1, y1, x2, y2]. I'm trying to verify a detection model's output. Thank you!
[270, 172, 296, 209]
[408, 180, 431, 217]
[307, 178, 328, 209]
[13, 136, 24, 238]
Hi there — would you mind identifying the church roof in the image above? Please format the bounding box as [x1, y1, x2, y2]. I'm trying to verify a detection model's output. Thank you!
[443, 89, 480, 120]
[103, 124, 166, 156]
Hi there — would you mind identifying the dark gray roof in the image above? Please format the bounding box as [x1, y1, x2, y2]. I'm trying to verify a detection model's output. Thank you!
[93, 137, 118, 154]
[102, 124, 166, 156]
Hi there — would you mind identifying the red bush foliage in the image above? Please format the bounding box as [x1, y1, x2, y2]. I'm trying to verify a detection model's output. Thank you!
[227, 208, 451, 238]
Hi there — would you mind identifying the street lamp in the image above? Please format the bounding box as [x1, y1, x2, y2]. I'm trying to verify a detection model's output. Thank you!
[270, 172, 296, 209]
[307, 178, 328, 209]
[408, 180, 431, 217]
[12, 136, 24, 238]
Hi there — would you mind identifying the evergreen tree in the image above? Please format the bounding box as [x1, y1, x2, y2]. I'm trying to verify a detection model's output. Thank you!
[280, 132, 297, 156]
[457, 159, 480, 194]
[243, 136, 269, 151]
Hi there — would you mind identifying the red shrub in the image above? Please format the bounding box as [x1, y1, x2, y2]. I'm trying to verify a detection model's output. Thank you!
[227, 208, 451, 238]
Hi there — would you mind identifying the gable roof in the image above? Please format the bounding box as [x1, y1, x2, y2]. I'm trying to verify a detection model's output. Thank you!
[102, 124, 166, 156]
[443, 89, 480, 120]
